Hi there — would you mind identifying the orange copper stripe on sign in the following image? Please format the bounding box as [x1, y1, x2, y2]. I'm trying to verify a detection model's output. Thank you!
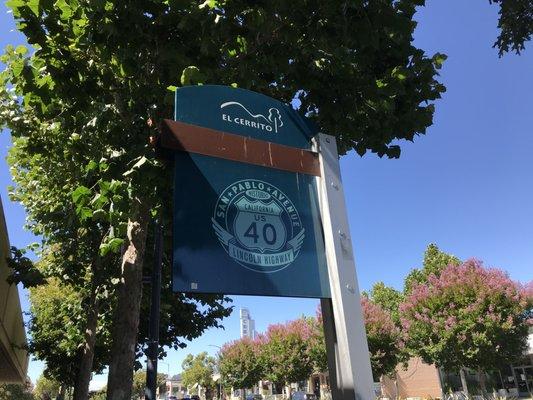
[160, 119, 321, 176]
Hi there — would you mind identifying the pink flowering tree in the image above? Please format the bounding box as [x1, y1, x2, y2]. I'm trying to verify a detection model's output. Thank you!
[400, 259, 532, 393]
[361, 297, 403, 379]
[259, 318, 315, 395]
[524, 281, 533, 319]
[219, 337, 263, 394]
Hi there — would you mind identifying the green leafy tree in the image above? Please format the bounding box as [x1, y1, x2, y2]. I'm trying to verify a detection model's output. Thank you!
[366, 282, 404, 325]
[404, 243, 461, 294]
[490, 0, 533, 55]
[7, 238, 231, 398]
[27, 275, 111, 388]
[131, 370, 167, 400]
[2, 74, 127, 399]
[0, 383, 34, 400]
[33, 375, 60, 400]
[400, 259, 532, 394]
[259, 319, 314, 396]
[181, 352, 216, 396]
[219, 338, 263, 393]
[1, 39, 231, 400]
[89, 388, 107, 400]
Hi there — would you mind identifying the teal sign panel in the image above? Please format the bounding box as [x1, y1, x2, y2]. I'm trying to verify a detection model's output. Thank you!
[174, 85, 316, 149]
[172, 86, 330, 298]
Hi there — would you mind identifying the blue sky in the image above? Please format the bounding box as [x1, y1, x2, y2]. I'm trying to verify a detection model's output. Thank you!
[1, 0, 532, 389]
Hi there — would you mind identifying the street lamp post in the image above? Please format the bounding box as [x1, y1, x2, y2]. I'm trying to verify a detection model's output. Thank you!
[145, 221, 163, 400]
[208, 344, 223, 400]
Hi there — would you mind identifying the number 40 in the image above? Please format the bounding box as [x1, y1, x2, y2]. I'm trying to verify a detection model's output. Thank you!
[244, 222, 277, 245]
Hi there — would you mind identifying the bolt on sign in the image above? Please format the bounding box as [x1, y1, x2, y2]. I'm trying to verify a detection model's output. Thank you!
[160, 85, 375, 400]
[166, 85, 329, 297]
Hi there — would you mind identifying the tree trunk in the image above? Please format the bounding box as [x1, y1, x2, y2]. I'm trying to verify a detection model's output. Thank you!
[460, 369, 469, 397]
[73, 254, 104, 400]
[107, 207, 150, 400]
[478, 369, 487, 396]
[73, 287, 99, 400]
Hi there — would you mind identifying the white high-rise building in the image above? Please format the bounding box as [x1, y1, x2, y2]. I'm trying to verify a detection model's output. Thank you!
[240, 308, 256, 339]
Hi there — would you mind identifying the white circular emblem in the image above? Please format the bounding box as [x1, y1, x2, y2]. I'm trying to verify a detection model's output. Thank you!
[211, 179, 305, 273]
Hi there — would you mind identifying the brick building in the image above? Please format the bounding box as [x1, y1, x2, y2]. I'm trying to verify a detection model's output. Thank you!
[381, 358, 442, 399]
[381, 330, 533, 398]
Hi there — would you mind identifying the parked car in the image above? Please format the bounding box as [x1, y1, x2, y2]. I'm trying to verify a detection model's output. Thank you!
[168, 396, 178, 400]
[291, 391, 317, 400]
[190, 395, 200, 400]
[246, 394, 263, 400]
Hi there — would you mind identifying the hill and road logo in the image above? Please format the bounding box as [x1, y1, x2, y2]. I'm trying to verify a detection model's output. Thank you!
[220, 101, 283, 133]
[212, 179, 304, 273]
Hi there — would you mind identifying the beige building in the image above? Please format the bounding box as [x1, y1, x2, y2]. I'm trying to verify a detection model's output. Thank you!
[164, 374, 187, 398]
[0, 196, 28, 382]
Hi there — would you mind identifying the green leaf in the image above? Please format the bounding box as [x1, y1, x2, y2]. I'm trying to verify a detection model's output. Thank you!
[11, 59, 24, 77]
[71, 186, 91, 205]
[433, 53, 447, 69]
[54, 0, 73, 19]
[78, 207, 93, 221]
[98, 180, 110, 193]
[99, 242, 110, 256]
[391, 67, 407, 81]
[5, 0, 24, 11]
[92, 209, 106, 220]
[27, 0, 40, 16]
[90, 193, 109, 208]
[108, 179, 122, 192]
[15, 45, 28, 55]
[199, 0, 216, 9]
[108, 237, 124, 252]
[99, 238, 124, 256]
[167, 85, 177, 92]
[85, 160, 98, 172]
[180, 66, 205, 86]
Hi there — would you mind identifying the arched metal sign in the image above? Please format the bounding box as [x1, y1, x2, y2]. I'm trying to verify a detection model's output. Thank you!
[168, 85, 329, 298]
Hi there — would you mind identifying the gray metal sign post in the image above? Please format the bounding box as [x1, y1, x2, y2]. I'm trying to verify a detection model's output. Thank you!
[316, 134, 375, 400]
